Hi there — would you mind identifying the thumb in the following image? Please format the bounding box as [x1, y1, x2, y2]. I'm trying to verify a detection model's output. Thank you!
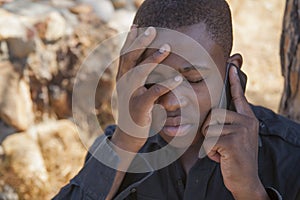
[229, 66, 253, 117]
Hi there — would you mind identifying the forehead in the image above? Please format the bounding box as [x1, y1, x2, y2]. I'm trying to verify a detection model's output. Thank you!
[142, 23, 226, 70]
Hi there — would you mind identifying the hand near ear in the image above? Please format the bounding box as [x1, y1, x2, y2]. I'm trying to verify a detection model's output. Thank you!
[201, 65, 270, 200]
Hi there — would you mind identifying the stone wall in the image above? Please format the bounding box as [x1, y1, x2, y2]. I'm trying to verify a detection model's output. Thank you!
[0, 0, 142, 199]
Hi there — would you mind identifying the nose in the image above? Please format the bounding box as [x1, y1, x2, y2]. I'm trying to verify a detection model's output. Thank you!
[157, 90, 187, 114]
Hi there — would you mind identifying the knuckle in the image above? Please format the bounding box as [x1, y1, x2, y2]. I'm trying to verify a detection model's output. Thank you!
[250, 118, 259, 130]
[240, 126, 248, 134]
[150, 53, 161, 63]
[229, 134, 239, 145]
[213, 108, 225, 118]
[231, 95, 244, 103]
[152, 85, 163, 94]
[134, 66, 144, 76]
[136, 37, 149, 48]
[153, 85, 162, 94]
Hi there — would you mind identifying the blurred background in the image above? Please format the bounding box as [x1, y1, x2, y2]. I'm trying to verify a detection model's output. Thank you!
[0, 0, 285, 199]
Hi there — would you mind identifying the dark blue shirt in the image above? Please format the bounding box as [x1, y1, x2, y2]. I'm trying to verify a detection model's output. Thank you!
[53, 106, 300, 200]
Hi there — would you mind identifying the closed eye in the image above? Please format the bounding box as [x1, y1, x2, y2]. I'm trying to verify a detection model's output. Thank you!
[187, 78, 205, 84]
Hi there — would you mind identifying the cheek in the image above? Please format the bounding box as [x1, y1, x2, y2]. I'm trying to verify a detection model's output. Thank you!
[191, 80, 223, 119]
[194, 83, 212, 105]
[194, 84, 212, 120]
[196, 77, 223, 108]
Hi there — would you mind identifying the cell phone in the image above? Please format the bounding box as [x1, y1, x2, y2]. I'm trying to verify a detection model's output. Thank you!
[218, 63, 247, 111]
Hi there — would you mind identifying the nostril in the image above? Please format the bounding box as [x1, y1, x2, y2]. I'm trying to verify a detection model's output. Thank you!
[178, 96, 188, 107]
[166, 109, 181, 117]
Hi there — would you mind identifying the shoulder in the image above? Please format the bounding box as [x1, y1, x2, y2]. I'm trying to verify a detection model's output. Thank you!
[252, 105, 300, 198]
[251, 105, 300, 147]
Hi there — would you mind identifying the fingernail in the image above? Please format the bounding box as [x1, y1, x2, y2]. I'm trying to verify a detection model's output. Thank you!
[198, 147, 206, 158]
[144, 27, 153, 36]
[174, 75, 182, 82]
[159, 44, 171, 54]
[233, 66, 238, 74]
[130, 24, 138, 30]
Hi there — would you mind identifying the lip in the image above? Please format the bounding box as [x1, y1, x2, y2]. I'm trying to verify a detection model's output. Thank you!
[162, 124, 194, 137]
[164, 116, 184, 126]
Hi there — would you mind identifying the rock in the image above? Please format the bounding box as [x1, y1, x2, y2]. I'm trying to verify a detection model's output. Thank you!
[6, 37, 35, 60]
[0, 119, 16, 143]
[78, 0, 115, 23]
[51, 0, 76, 8]
[0, 145, 4, 162]
[111, 0, 127, 9]
[69, 3, 92, 15]
[0, 184, 19, 200]
[35, 12, 66, 42]
[71, 23, 119, 143]
[0, 0, 13, 6]
[44, 12, 66, 42]
[108, 9, 135, 32]
[0, 145, 3, 156]
[31, 120, 86, 198]
[3, 0, 55, 18]
[134, 0, 144, 8]
[0, 41, 9, 61]
[2, 132, 49, 198]
[59, 9, 78, 36]
[26, 39, 58, 81]
[0, 62, 34, 131]
[0, 9, 27, 40]
[49, 85, 71, 118]
[1, 120, 86, 199]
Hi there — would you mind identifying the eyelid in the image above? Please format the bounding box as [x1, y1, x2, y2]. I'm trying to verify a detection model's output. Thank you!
[187, 78, 204, 84]
[183, 65, 210, 72]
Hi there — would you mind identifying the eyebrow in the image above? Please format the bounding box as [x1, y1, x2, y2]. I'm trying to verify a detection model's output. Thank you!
[182, 65, 210, 72]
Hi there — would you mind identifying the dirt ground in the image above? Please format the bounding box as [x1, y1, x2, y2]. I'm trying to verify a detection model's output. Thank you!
[228, 0, 285, 112]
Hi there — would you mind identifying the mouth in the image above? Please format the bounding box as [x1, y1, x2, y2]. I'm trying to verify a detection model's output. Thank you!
[162, 124, 194, 137]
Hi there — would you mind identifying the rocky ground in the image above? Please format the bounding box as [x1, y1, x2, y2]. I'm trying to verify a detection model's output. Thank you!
[0, 0, 285, 199]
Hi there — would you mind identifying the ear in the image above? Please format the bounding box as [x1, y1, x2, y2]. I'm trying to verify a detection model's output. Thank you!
[227, 53, 243, 69]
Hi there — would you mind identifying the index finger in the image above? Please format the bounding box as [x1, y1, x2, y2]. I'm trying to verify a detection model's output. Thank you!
[117, 27, 157, 80]
[120, 24, 138, 54]
[229, 66, 254, 117]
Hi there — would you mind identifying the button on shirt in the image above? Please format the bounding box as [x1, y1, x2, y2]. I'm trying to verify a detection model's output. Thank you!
[53, 106, 300, 200]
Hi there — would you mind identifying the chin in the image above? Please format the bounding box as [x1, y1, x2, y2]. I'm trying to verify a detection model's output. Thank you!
[159, 124, 201, 148]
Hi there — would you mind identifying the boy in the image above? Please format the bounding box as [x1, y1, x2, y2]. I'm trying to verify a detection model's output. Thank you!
[54, 0, 300, 199]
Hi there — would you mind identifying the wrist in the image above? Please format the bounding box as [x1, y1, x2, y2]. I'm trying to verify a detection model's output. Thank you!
[111, 127, 146, 153]
[232, 180, 270, 200]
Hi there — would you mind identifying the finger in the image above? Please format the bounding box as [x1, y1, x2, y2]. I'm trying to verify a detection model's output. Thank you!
[229, 66, 254, 117]
[201, 134, 236, 163]
[141, 75, 183, 111]
[207, 134, 238, 155]
[202, 124, 242, 138]
[117, 25, 138, 80]
[124, 27, 157, 64]
[203, 138, 222, 163]
[130, 44, 171, 83]
[117, 27, 158, 80]
[202, 109, 246, 130]
[121, 24, 138, 54]
[199, 136, 221, 162]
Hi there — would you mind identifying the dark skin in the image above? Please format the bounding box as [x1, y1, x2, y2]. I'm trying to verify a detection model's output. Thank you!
[108, 23, 270, 200]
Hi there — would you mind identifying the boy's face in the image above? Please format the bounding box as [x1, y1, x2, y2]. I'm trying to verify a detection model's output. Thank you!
[142, 23, 228, 147]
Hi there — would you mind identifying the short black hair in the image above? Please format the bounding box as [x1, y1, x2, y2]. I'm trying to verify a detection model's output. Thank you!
[133, 0, 233, 57]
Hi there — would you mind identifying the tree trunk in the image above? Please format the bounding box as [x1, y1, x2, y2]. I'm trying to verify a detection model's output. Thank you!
[279, 0, 300, 122]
